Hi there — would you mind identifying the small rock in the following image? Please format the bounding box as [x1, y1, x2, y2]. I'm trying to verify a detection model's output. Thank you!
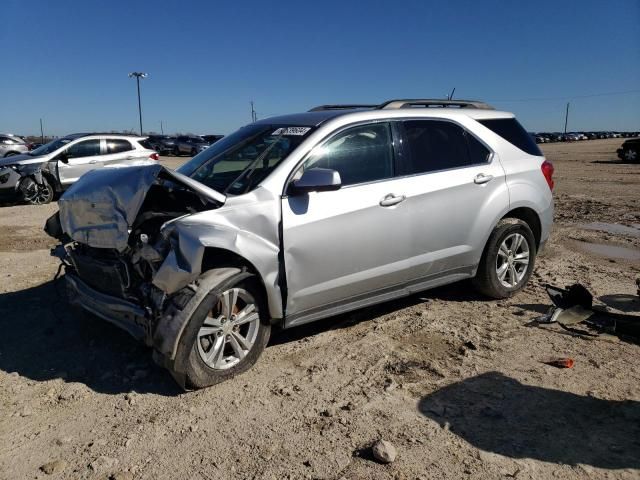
[320, 408, 335, 418]
[89, 455, 119, 473]
[54, 437, 72, 446]
[372, 439, 397, 464]
[20, 406, 33, 417]
[40, 460, 67, 475]
[383, 378, 397, 392]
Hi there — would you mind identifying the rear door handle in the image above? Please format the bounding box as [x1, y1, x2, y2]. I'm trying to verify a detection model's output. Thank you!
[474, 173, 494, 184]
[379, 193, 406, 207]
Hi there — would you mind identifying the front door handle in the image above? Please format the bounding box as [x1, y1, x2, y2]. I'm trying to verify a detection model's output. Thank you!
[379, 193, 406, 207]
[474, 173, 494, 184]
[88, 160, 99, 164]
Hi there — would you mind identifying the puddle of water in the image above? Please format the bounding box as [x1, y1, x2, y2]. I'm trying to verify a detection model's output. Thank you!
[581, 222, 640, 237]
[577, 241, 640, 261]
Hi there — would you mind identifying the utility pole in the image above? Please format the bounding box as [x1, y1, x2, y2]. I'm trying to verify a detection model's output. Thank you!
[39, 118, 44, 143]
[563, 102, 570, 135]
[128, 72, 148, 135]
[160, 120, 164, 135]
[251, 101, 257, 122]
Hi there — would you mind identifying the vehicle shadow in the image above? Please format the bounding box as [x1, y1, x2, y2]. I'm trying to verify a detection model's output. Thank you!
[0, 279, 181, 396]
[590, 159, 637, 165]
[419, 371, 640, 469]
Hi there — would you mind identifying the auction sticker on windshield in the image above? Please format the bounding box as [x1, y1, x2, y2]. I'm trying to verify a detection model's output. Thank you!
[271, 127, 311, 136]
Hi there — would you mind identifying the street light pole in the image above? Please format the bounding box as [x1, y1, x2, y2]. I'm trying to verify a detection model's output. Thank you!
[128, 72, 148, 135]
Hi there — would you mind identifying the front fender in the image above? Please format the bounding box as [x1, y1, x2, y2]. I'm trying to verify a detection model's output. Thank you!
[152, 223, 283, 319]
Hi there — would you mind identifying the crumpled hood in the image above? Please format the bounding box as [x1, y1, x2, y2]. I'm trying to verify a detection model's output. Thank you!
[0, 153, 46, 167]
[58, 164, 225, 251]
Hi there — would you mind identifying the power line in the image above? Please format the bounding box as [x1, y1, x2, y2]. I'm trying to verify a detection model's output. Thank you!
[488, 89, 640, 103]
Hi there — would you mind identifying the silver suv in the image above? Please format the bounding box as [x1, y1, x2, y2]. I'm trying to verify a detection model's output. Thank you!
[0, 133, 158, 204]
[0, 134, 29, 158]
[46, 99, 554, 389]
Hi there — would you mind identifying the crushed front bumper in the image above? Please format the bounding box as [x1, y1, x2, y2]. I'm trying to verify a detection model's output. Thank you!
[65, 273, 148, 342]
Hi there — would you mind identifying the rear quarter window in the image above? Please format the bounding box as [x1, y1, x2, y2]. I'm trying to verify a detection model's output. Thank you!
[479, 118, 543, 156]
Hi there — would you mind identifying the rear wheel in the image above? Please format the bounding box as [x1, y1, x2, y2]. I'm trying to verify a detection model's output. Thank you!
[472, 219, 536, 299]
[178, 273, 271, 389]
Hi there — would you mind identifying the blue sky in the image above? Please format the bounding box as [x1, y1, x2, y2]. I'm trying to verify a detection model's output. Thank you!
[2, 0, 639, 136]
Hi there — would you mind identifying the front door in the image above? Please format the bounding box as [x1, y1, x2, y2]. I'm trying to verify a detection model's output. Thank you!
[57, 139, 103, 185]
[282, 122, 412, 321]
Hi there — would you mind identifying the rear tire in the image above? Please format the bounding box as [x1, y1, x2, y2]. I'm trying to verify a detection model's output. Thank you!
[177, 272, 271, 389]
[173, 146, 180, 157]
[472, 219, 537, 299]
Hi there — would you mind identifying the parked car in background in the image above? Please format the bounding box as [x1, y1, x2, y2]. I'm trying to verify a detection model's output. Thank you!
[174, 135, 209, 156]
[200, 135, 224, 144]
[146, 135, 177, 155]
[0, 133, 158, 204]
[617, 138, 639, 163]
[0, 134, 29, 157]
[45, 98, 554, 389]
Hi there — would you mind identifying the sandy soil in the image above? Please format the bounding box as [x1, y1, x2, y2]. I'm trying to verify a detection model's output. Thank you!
[0, 139, 639, 480]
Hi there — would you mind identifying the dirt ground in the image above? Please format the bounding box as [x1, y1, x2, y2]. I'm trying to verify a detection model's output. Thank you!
[0, 139, 639, 480]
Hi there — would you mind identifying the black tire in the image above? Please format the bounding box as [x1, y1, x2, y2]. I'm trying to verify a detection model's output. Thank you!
[173, 146, 180, 157]
[178, 273, 271, 389]
[472, 218, 537, 299]
[4, 151, 18, 157]
[623, 147, 638, 163]
[20, 176, 54, 205]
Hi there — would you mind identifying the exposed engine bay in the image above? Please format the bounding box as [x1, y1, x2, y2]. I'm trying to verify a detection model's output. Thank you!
[45, 164, 226, 348]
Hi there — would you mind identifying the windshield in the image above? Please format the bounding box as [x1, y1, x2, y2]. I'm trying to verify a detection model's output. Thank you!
[178, 124, 314, 195]
[30, 137, 73, 156]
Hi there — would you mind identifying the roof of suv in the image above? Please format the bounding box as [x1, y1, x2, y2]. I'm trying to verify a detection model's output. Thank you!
[256, 99, 514, 127]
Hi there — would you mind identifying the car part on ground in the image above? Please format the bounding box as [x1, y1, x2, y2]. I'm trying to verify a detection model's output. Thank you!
[534, 283, 640, 341]
[0, 133, 158, 204]
[45, 98, 554, 389]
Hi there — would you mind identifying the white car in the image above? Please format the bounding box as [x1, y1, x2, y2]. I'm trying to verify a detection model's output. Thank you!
[0, 133, 158, 204]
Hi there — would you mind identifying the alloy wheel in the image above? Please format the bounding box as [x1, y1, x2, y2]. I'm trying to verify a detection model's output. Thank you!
[196, 287, 260, 370]
[496, 233, 530, 288]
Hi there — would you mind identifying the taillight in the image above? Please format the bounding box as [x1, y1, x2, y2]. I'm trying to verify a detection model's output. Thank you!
[541, 160, 554, 191]
[149, 153, 159, 161]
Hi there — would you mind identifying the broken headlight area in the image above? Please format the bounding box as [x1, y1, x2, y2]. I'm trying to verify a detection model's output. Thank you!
[45, 164, 225, 346]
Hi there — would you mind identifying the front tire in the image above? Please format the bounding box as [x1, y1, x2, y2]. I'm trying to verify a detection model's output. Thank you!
[472, 219, 537, 299]
[20, 176, 54, 205]
[177, 272, 271, 389]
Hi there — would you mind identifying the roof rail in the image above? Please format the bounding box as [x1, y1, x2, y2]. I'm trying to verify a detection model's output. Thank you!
[379, 99, 494, 110]
[308, 104, 379, 112]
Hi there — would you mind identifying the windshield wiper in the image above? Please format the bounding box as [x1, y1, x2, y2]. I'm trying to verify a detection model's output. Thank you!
[222, 131, 286, 195]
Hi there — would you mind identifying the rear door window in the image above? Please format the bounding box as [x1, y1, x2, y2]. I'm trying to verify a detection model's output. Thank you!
[478, 118, 542, 156]
[400, 120, 488, 175]
[106, 139, 133, 154]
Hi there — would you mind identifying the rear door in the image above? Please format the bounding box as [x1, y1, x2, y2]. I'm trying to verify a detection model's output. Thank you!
[396, 119, 508, 279]
[57, 139, 103, 185]
[282, 122, 412, 320]
[101, 138, 140, 167]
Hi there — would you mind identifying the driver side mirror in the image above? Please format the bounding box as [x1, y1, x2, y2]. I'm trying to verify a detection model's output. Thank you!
[289, 168, 342, 195]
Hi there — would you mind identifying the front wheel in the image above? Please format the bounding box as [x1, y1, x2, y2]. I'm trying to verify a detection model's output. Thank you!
[472, 219, 537, 299]
[20, 176, 54, 205]
[177, 272, 271, 389]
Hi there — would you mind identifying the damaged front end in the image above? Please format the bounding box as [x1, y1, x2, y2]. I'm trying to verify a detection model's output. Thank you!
[45, 164, 229, 376]
[0, 158, 56, 204]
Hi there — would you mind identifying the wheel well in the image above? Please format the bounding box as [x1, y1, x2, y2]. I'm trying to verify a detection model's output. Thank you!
[201, 247, 268, 301]
[501, 208, 541, 248]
